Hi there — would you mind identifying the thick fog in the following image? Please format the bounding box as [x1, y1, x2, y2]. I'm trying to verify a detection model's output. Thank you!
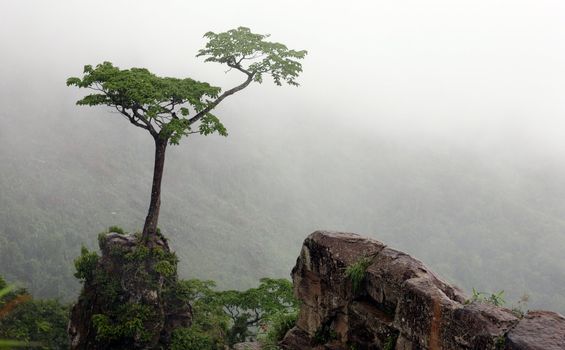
[1, 0, 565, 313]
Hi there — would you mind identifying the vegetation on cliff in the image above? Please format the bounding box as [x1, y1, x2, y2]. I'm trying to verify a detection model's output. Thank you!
[1, 265, 297, 349]
[173, 277, 298, 349]
[66, 227, 298, 349]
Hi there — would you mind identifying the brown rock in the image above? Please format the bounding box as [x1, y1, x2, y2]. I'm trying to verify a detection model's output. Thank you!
[506, 311, 565, 350]
[282, 231, 564, 350]
[279, 327, 313, 350]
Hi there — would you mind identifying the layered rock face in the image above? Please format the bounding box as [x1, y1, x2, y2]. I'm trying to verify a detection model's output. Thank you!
[68, 232, 191, 349]
[281, 231, 565, 350]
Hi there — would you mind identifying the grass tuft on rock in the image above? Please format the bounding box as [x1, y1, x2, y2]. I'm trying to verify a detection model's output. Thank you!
[345, 255, 374, 294]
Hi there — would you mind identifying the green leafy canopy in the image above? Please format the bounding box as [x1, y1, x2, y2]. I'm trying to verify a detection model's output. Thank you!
[66, 62, 223, 144]
[67, 27, 307, 145]
[197, 26, 307, 86]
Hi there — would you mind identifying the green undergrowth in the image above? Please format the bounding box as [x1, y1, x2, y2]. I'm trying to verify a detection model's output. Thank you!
[73, 229, 299, 349]
[91, 303, 154, 343]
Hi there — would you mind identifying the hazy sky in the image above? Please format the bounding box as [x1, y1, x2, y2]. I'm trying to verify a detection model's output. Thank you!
[1, 0, 565, 158]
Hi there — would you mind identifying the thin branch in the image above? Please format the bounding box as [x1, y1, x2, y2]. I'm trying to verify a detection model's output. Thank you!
[131, 108, 158, 137]
[188, 67, 254, 126]
[246, 309, 262, 326]
[116, 106, 150, 131]
[237, 53, 266, 63]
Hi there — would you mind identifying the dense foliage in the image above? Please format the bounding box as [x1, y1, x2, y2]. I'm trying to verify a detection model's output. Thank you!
[0, 270, 297, 349]
[0, 276, 69, 349]
[67, 62, 224, 144]
[171, 278, 298, 348]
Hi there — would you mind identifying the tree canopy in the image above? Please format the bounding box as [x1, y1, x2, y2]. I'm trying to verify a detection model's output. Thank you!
[197, 27, 307, 86]
[67, 26, 307, 145]
[67, 63, 223, 144]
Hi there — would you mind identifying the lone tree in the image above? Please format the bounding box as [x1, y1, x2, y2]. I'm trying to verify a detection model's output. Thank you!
[67, 27, 306, 245]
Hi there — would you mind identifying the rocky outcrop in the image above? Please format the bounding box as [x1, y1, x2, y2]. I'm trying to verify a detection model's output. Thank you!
[68, 231, 191, 349]
[281, 231, 565, 350]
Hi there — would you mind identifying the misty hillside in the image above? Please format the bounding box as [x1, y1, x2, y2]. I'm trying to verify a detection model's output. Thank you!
[2, 0, 565, 329]
[1, 87, 565, 314]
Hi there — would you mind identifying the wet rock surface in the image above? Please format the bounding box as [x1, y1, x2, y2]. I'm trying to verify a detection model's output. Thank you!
[281, 231, 565, 350]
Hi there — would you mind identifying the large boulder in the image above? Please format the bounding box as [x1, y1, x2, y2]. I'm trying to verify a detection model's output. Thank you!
[281, 231, 565, 350]
[68, 231, 191, 349]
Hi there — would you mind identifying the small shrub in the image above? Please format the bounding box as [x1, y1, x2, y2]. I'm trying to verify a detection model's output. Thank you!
[93, 270, 121, 306]
[467, 288, 505, 307]
[92, 303, 154, 343]
[124, 245, 150, 262]
[155, 260, 175, 278]
[92, 314, 119, 341]
[73, 246, 99, 281]
[265, 310, 298, 344]
[108, 226, 125, 234]
[511, 294, 530, 318]
[345, 255, 374, 293]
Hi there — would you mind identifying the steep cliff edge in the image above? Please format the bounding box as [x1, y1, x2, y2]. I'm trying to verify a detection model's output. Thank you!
[281, 231, 565, 350]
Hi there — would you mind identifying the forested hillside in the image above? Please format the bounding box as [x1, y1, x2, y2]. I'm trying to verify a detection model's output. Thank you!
[1, 86, 565, 313]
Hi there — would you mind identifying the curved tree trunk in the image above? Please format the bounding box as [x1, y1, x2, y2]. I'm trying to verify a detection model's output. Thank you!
[142, 137, 167, 244]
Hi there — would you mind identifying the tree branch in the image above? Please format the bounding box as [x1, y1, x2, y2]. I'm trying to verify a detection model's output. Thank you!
[117, 107, 150, 131]
[245, 309, 262, 326]
[187, 66, 254, 126]
[131, 106, 158, 137]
